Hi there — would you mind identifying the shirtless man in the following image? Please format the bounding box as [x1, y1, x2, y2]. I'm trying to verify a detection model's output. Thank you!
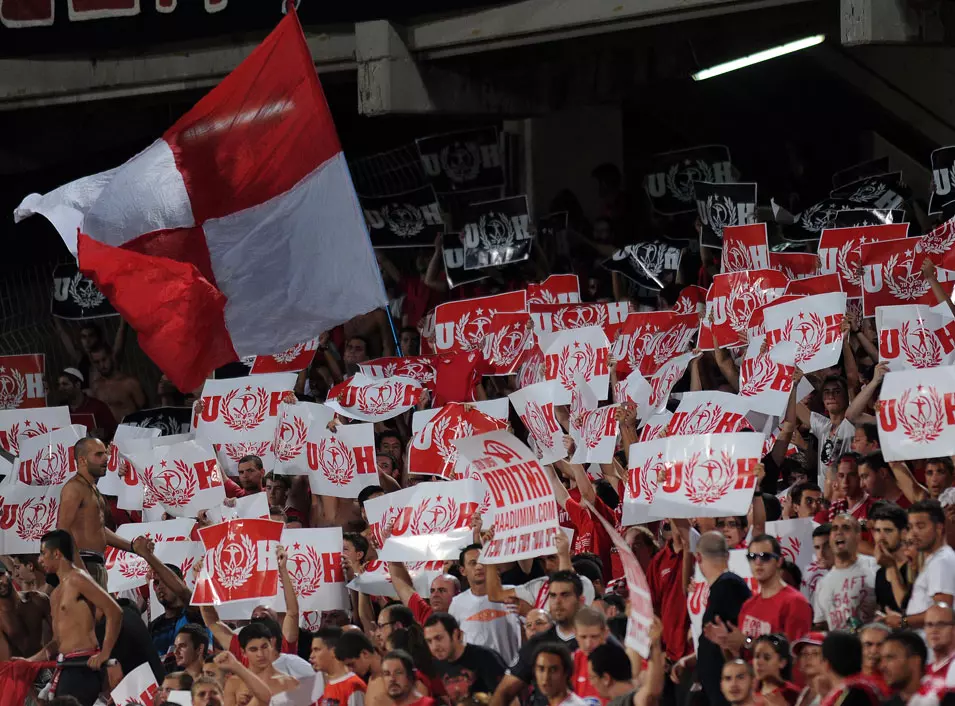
[218, 623, 297, 706]
[0, 568, 50, 660]
[343, 310, 395, 361]
[88, 344, 145, 422]
[28, 529, 123, 706]
[58, 438, 140, 589]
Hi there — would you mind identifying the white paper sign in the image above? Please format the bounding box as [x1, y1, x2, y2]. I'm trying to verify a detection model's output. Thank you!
[131, 440, 226, 517]
[668, 391, 753, 437]
[877, 365, 955, 461]
[0, 482, 62, 554]
[14, 425, 83, 486]
[0, 406, 71, 456]
[280, 527, 348, 613]
[325, 373, 423, 422]
[110, 663, 158, 706]
[305, 423, 379, 498]
[877, 304, 955, 371]
[508, 382, 567, 465]
[738, 339, 796, 416]
[540, 326, 610, 404]
[765, 517, 815, 574]
[763, 292, 847, 374]
[271, 402, 334, 476]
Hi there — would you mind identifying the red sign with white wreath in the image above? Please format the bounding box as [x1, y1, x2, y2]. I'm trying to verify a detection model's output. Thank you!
[482, 312, 534, 376]
[699, 270, 788, 349]
[818, 223, 907, 299]
[433, 290, 527, 353]
[249, 337, 320, 374]
[0, 355, 46, 410]
[409, 403, 506, 478]
[192, 518, 285, 605]
[527, 275, 581, 305]
[861, 236, 955, 316]
[721, 224, 769, 273]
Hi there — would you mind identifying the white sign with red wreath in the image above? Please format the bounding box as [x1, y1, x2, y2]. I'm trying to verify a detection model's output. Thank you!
[14, 425, 83, 487]
[569, 376, 618, 464]
[623, 438, 665, 526]
[130, 440, 226, 518]
[101, 425, 160, 497]
[106, 539, 201, 594]
[643, 432, 763, 518]
[304, 423, 379, 498]
[0, 406, 71, 457]
[763, 292, 846, 374]
[639, 411, 673, 443]
[877, 365, 955, 461]
[364, 486, 417, 551]
[540, 326, 610, 404]
[271, 402, 333, 476]
[279, 527, 348, 613]
[376, 480, 485, 562]
[877, 305, 955, 371]
[325, 373, 424, 423]
[194, 373, 297, 475]
[668, 391, 752, 437]
[738, 339, 797, 416]
[509, 382, 567, 465]
[110, 663, 159, 706]
[454, 431, 561, 564]
[0, 482, 62, 553]
[765, 517, 815, 574]
[646, 351, 698, 416]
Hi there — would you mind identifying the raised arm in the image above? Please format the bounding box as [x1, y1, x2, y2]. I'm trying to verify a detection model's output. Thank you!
[558, 457, 596, 505]
[388, 561, 420, 607]
[199, 602, 236, 651]
[711, 347, 739, 392]
[889, 461, 928, 504]
[924, 259, 955, 320]
[112, 320, 128, 367]
[53, 318, 81, 362]
[485, 560, 517, 604]
[845, 362, 887, 425]
[215, 651, 276, 706]
[423, 235, 450, 291]
[132, 537, 191, 605]
[276, 545, 300, 646]
[633, 618, 666, 706]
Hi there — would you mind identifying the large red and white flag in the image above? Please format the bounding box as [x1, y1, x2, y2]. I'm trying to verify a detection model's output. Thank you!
[862, 237, 955, 316]
[14, 12, 386, 393]
[409, 403, 506, 479]
[699, 270, 788, 349]
[326, 373, 423, 422]
[14, 425, 83, 487]
[454, 432, 560, 564]
[647, 433, 762, 518]
[432, 291, 528, 353]
[508, 382, 567, 465]
[738, 339, 796, 416]
[540, 326, 610, 404]
[132, 440, 226, 518]
[877, 305, 955, 371]
[192, 518, 285, 605]
[763, 292, 846, 373]
[818, 223, 908, 299]
[877, 366, 955, 462]
[280, 527, 347, 613]
[668, 391, 752, 437]
[0, 355, 46, 410]
[194, 373, 296, 475]
[0, 407, 70, 456]
[721, 224, 769, 273]
[527, 275, 581, 305]
[110, 663, 159, 706]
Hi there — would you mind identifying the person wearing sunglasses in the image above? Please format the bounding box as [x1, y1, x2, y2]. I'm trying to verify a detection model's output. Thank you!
[752, 634, 800, 706]
[811, 514, 877, 631]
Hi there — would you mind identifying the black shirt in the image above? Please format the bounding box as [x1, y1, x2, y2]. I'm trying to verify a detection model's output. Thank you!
[697, 572, 752, 706]
[98, 600, 166, 685]
[875, 565, 912, 614]
[148, 606, 204, 657]
[509, 625, 578, 685]
[435, 643, 507, 696]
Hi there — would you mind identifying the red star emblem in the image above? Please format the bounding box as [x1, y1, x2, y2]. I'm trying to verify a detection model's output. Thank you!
[293, 543, 301, 550]
[160, 460, 168, 468]
[245, 385, 252, 392]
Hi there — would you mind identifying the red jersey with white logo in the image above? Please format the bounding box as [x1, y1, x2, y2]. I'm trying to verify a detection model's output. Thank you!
[316, 672, 367, 706]
[738, 584, 813, 644]
[572, 649, 604, 706]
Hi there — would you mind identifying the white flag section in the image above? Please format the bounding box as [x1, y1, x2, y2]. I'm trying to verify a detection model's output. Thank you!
[0, 406, 71, 456]
[325, 373, 423, 422]
[305, 423, 379, 498]
[639, 411, 673, 442]
[645, 433, 763, 519]
[454, 431, 560, 563]
[271, 402, 334, 476]
[669, 391, 752, 437]
[205, 493, 271, 524]
[14, 425, 83, 486]
[280, 527, 348, 613]
[364, 486, 417, 551]
[738, 339, 796, 416]
[347, 559, 447, 599]
[763, 292, 846, 374]
[412, 398, 510, 434]
[0, 482, 61, 553]
[131, 440, 226, 517]
[194, 373, 297, 474]
[765, 517, 815, 574]
[376, 480, 484, 562]
[624, 440, 668, 526]
[689, 550, 754, 649]
[614, 369, 653, 422]
[540, 326, 610, 404]
[569, 378, 618, 464]
[107, 539, 200, 593]
[508, 382, 567, 465]
[877, 305, 955, 371]
[110, 663, 159, 706]
[877, 365, 955, 461]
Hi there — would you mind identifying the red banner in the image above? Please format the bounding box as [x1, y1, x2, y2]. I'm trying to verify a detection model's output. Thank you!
[409, 403, 506, 478]
[770, 252, 819, 280]
[527, 274, 581, 305]
[192, 518, 284, 605]
[673, 285, 707, 316]
[530, 301, 629, 341]
[784, 273, 842, 297]
[699, 270, 788, 349]
[818, 223, 908, 298]
[861, 237, 955, 316]
[721, 224, 769, 273]
[482, 312, 534, 375]
[612, 311, 697, 378]
[0, 355, 46, 410]
[433, 290, 527, 353]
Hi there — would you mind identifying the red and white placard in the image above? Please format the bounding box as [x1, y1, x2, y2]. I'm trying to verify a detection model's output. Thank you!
[326, 373, 423, 422]
[347, 559, 446, 600]
[527, 274, 581, 305]
[569, 378, 618, 464]
[862, 237, 955, 316]
[623, 439, 665, 526]
[747, 295, 802, 341]
[763, 292, 846, 374]
[0, 355, 46, 410]
[668, 391, 752, 437]
[0, 406, 70, 457]
[454, 431, 561, 564]
[364, 486, 417, 550]
[280, 527, 347, 613]
[192, 518, 285, 605]
[738, 339, 796, 416]
[409, 403, 506, 479]
[271, 401, 333, 476]
[699, 270, 788, 349]
[509, 382, 567, 465]
[204, 493, 270, 524]
[106, 539, 201, 594]
[482, 312, 534, 376]
[412, 398, 509, 434]
[639, 411, 673, 442]
[818, 223, 908, 298]
[360, 356, 437, 392]
[877, 366, 955, 461]
[647, 433, 762, 518]
[376, 480, 484, 562]
[646, 352, 697, 415]
[920, 216, 955, 267]
[770, 252, 819, 280]
[115, 518, 197, 544]
[531, 301, 629, 337]
[783, 273, 842, 297]
[765, 517, 815, 574]
[673, 285, 707, 316]
[877, 305, 955, 371]
[433, 290, 528, 353]
[614, 369, 652, 422]
[0, 483, 61, 553]
[540, 326, 610, 404]
[304, 423, 378, 498]
[194, 373, 296, 475]
[721, 224, 769, 273]
[101, 424, 160, 497]
[132, 440, 225, 517]
[15, 425, 83, 486]
[111, 663, 159, 706]
[249, 336, 321, 374]
[612, 311, 696, 378]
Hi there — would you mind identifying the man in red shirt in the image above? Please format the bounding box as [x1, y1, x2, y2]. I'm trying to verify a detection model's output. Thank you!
[859, 453, 910, 509]
[647, 521, 690, 666]
[570, 607, 613, 705]
[388, 561, 461, 624]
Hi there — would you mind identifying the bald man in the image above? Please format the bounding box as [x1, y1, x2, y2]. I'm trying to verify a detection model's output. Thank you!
[925, 602, 955, 682]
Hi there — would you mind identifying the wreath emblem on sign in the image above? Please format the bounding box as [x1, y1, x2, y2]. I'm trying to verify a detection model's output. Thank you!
[884, 251, 930, 301]
[16, 497, 57, 541]
[454, 310, 494, 352]
[487, 325, 528, 369]
[684, 450, 736, 505]
[849, 181, 887, 204]
[274, 415, 309, 463]
[271, 342, 306, 364]
[213, 531, 256, 590]
[630, 454, 664, 503]
[667, 159, 713, 203]
[410, 495, 459, 534]
[675, 403, 725, 436]
[30, 443, 70, 486]
[0, 368, 25, 411]
[523, 400, 556, 451]
[221, 387, 269, 432]
[782, 312, 826, 366]
[899, 321, 943, 369]
[68, 271, 106, 310]
[896, 386, 945, 444]
[799, 202, 840, 232]
[316, 436, 355, 486]
[556, 343, 597, 390]
[921, 219, 955, 255]
[382, 203, 425, 238]
[221, 441, 270, 463]
[118, 553, 148, 580]
[147, 459, 199, 508]
[288, 545, 324, 597]
[739, 352, 777, 397]
[704, 194, 738, 239]
[440, 141, 482, 184]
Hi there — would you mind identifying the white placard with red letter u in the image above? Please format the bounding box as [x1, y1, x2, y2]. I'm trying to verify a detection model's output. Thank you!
[877, 365, 955, 461]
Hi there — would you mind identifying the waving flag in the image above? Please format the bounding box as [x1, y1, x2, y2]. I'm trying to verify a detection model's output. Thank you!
[13, 11, 386, 393]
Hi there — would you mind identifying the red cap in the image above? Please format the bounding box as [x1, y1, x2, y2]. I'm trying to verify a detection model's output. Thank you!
[793, 632, 826, 654]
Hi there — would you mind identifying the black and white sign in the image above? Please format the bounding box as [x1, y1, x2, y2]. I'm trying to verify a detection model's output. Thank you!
[51, 264, 116, 320]
[829, 172, 907, 211]
[601, 242, 684, 291]
[781, 199, 908, 244]
[929, 146, 955, 216]
[416, 127, 504, 194]
[694, 182, 757, 249]
[645, 145, 733, 216]
[832, 157, 890, 189]
[121, 407, 192, 436]
[461, 195, 532, 271]
[361, 185, 445, 248]
[833, 208, 908, 229]
[442, 233, 489, 289]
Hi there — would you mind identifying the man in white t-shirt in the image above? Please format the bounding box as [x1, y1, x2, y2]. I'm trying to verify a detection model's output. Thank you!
[449, 543, 521, 667]
[812, 514, 877, 630]
[900, 501, 955, 631]
[797, 376, 854, 488]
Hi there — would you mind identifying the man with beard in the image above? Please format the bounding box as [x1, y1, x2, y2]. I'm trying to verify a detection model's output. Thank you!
[871, 505, 911, 615]
[57, 437, 141, 590]
[900, 500, 955, 631]
[423, 612, 507, 699]
[382, 650, 435, 706]
[879, 631, 928, 706]
[0, 567, 50, 660]
[859, 453, 908, 509]
[720, 660, 756, 706]
[137, 538, 199, 658]
[812, 515, 877, 630]
[390, 562, 461, 624]
[28, 530, 123, 706]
